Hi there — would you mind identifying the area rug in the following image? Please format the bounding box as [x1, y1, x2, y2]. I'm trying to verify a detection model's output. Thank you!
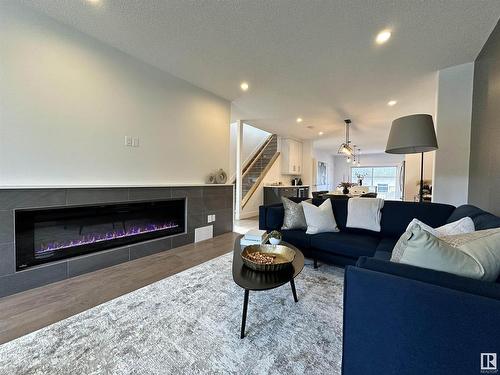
[0, 253, 344, 375]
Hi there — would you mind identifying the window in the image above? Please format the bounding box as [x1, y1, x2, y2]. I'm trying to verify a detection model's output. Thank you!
[377, 184, 388, 193]
[351, 166, 399, 200]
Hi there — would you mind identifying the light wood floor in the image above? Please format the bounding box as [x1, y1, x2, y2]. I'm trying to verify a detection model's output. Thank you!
[0, 232, 240, 345]
[233, 216, 259, 234]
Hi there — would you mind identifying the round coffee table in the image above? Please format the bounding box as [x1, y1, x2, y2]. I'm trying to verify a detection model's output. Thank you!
[232, 234, 305, 338]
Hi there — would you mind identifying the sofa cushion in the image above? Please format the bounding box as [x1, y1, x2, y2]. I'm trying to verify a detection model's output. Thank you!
[373, 250, 392, 261]
[379, 201, 455, 238]
[376, 237, 398, 253]
[357, 257, 500, 298]
[448, 204, 500, 230]
[281, 229, 311, 250]
[265, 206, 284, 231]
[311, 232, 380, 258]
[329, 199, 349, 230]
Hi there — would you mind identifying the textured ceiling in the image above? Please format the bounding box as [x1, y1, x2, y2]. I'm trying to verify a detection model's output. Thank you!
[22, 0, 500, 152]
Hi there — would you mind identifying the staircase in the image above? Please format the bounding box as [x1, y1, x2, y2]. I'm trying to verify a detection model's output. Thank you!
[239, 134, 279, 208]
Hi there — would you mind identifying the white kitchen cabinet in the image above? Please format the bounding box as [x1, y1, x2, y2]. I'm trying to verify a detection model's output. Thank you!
[281, 138, 303, 175]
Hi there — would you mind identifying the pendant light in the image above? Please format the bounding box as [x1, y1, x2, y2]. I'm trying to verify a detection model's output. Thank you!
[338, 119, 353, 156]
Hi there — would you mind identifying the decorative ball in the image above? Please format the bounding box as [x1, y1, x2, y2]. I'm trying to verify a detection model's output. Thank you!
[215, 169, 227, 184]
[207, 173, 216, 184]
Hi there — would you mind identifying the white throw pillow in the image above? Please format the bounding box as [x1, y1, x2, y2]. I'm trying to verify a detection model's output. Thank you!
[302, 199, 339, 234]
[406, 217, 475, 237]
[391, 224, 500, 281]
[346, 198, 385, 232]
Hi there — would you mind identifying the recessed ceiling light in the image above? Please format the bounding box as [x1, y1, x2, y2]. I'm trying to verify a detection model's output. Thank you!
[318, 131, 324, 136]
[387, 100, 397, 106]
[296, 117, 303, 123]
[240, 82, 249, 91]
[375, 29, 392, 44]
[86, 0, 101, 4]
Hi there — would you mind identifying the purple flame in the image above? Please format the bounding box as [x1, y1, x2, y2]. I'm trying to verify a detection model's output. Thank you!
[36, 222, 179, 255]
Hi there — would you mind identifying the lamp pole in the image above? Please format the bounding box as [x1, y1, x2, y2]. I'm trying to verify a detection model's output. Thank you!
[419, 152, 424, 203]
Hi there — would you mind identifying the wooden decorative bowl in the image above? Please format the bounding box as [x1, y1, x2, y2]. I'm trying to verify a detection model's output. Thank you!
[241, 244, 296, 272]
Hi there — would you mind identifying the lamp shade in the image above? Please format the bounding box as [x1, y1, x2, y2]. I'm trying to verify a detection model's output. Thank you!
[385, 114, 438, 154]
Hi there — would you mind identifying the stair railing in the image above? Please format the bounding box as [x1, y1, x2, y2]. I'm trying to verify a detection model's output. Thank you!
[240, 134, 277, 180]
[241, 150, 280, 208]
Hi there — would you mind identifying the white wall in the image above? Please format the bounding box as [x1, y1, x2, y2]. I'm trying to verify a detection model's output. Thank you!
[312, 149, 335, 192]
[433, 63, 474, 205]
[404, 152, 435, 201]
[301, 140, 314, 193]
[333, 156, 351, 186]
[228, 123, 271, 179]
[0, 3, 230, 186]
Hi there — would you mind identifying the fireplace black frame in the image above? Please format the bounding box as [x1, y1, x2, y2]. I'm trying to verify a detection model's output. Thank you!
[15, 198, 186, 271]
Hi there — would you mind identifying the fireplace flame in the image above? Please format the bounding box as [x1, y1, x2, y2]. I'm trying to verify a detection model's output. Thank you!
[37, 222, 179, 255]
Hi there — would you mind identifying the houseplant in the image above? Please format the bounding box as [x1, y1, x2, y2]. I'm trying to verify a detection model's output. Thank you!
[269, 230, 282, 245]
[355, 172, 368, 186]
[338, 182, 355, 195]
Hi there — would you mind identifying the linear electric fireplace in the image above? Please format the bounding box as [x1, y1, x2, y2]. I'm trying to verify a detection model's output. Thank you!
[15, 199, 186, 270]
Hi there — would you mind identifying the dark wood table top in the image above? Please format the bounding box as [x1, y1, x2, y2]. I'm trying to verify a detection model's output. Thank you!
[232, 234, 304, 291]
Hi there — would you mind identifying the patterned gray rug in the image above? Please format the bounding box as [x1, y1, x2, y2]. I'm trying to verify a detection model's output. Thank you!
[0, 253, 344, 375]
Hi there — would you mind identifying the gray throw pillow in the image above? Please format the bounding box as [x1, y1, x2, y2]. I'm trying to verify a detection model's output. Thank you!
[281, 197, 307, 230]
[391, 224, 500, 281]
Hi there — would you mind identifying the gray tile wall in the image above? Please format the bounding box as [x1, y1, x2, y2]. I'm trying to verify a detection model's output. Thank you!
[0, 185, 233, 298]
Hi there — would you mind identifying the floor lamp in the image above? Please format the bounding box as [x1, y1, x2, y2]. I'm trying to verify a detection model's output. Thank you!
[385, 114, 438, 202]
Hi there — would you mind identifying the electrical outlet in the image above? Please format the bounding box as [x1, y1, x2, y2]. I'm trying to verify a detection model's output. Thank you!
[124, 136, 132, 146]
[132, 137, 139, 147]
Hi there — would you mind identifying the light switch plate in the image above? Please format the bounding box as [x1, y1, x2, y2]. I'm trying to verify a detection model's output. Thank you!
[124, 136, 132, 146]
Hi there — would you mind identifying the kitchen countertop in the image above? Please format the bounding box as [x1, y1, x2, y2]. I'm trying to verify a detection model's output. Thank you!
[264, 185, 310, 188]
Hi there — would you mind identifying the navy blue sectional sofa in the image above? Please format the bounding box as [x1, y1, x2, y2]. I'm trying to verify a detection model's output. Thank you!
[260, 198, 459, 266]
[259, 199, 500, 375]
